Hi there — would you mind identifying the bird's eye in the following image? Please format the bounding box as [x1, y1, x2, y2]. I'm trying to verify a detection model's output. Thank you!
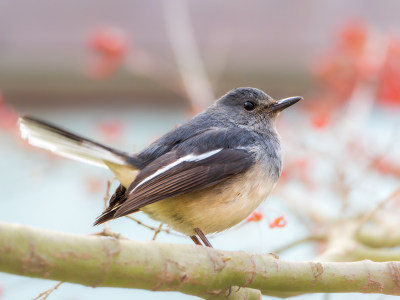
[243, 101, 255, 111]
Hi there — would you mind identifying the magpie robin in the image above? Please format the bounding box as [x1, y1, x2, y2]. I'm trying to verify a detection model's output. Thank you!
[18, 87, 301, 247]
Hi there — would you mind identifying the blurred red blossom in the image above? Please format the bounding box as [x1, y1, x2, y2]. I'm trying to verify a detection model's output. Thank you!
[338, 19, 367, 55]
[87, 27, 129, 78]
[245, 211, 264, 223]
[372, 158, 400, 178]
[84, 177, 104, 195]
[376, 38, 400, 106]
[311, 111, 330, 130]
[97, 119, 124, 141]
[0, 92, 18, 132]
[269, 216, 287, 229]
[313, 20, 368, 103]
[279, 168, 289, 183]
[313, 19, 400, 108]
[278, 157, 314, 190]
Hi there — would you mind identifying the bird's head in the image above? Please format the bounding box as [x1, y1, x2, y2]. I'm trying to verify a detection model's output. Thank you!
[213, 87, 302, 132]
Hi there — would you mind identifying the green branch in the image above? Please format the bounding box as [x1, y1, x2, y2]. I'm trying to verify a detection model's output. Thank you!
[1, 221, 400, 299]
[357, 226, 400, 248]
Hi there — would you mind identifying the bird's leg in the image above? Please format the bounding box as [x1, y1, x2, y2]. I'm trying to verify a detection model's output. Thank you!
[194, 228, 213, 248]
[190, 235, 203, 246]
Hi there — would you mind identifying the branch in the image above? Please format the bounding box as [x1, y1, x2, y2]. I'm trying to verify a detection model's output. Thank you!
[1, 221, 400, 298]
[272, 234, 326, 254]
[354, 187, 400, 235]
[357, 226, 400, 248]
[162, 0, 215, 111]
[353, 244, 400, 262]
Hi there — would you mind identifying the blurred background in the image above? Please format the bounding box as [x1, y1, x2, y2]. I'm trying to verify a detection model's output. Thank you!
[1, 1, 400, 299]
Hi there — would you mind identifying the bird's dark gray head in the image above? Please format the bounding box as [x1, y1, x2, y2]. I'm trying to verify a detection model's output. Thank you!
[212, 87, 302, 133]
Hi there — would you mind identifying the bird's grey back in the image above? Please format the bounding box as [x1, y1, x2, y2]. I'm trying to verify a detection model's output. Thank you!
[134, 87, 282, 180]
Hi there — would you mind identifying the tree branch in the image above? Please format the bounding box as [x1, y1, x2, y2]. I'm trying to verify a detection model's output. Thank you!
[1, 221, 400, 298]
[357, 226, 400, 248]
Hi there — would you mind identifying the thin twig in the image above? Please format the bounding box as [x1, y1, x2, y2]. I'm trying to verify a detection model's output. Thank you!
[125, 216, 183, 238]
[33, 281, 64, 300]
[102, 178, 115, 233]
[355, 187, 400, 235]
[152, 223, 164, 240]
[125, 56, 189, 100]
[345, 126, 400, 191]
[103, 179, 113, 209]
[337, 167, 351, 216]
[125, 215, 161, 231]
[273, 234, 326, 254]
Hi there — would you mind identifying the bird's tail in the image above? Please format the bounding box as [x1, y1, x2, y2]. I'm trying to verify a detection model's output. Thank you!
[18, 116, 140, 174]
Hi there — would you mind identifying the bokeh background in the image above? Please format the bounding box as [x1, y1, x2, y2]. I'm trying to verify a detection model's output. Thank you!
[1, 1, 400, 299]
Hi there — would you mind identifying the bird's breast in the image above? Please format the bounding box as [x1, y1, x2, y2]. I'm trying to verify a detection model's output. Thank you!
[141, 163, 278, 235]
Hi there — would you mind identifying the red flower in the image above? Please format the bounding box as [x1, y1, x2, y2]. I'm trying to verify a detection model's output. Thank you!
[376, 38, 400, 106]
[87, 27, 129, 78]
[89, 28, 128, 58]
[269, 216, 287, 229]
[312, 20, 372, 103]
[311, 112, 330, 130]
[84, 177, 104, 195]
[313, 19, 400, 107]
[372, 158, 400, 178]
[0, 92, 18, 131]
[97, 119, 124, 141]
[245, 211, 264, 223]
[338, 19, 367, 56]
[279, 168, 288, 183]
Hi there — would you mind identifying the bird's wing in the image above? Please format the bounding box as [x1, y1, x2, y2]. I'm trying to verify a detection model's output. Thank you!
[111, 146, 255, 219]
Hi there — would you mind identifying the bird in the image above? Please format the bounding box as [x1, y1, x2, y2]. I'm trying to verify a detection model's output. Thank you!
[18, 87, 301, 248]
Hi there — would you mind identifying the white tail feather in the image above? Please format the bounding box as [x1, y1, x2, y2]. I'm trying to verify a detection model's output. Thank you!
[18, 116, 129, 168]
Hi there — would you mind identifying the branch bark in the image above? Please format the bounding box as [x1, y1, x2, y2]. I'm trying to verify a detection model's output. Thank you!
[1, 221, 400, 299]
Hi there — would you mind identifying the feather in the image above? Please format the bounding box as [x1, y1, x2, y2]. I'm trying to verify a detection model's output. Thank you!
[113, 148, 254, 218]
[18, 116, 139, 169]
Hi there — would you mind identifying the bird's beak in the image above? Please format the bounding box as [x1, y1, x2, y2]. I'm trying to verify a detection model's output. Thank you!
[270, 96, 302, 113]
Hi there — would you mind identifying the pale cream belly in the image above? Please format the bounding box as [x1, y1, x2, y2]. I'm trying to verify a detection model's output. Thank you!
[140, 165, 276, 235]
